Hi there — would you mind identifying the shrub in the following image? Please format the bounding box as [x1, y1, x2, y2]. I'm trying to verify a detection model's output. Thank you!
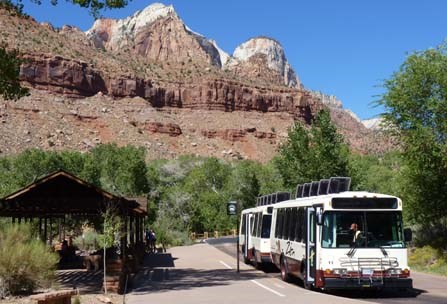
[0, 224, 59, 296]
[409, 246, 447, 276]
[73, 229, 99, 252]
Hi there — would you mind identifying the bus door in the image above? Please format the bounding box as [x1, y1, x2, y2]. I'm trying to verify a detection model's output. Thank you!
[244, 213, 252, 259]
[305, 207, 316, 286]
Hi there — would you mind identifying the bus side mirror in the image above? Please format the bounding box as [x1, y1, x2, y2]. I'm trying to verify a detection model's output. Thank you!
[316, 208, 323, 225]
[404, 228, 412, 242]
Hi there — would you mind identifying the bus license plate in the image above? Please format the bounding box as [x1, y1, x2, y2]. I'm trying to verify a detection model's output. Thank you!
[362, 268, 374, 276]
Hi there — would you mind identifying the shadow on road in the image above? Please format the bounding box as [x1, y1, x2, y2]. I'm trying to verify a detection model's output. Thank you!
[56, 269, 103, 293]
[326, 287, 425, 299]
[131, 253, 264, 294]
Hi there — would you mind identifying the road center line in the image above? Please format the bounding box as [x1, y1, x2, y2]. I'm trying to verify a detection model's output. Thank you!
[219, 260, 233, 269]
[251, 280, 286, 297]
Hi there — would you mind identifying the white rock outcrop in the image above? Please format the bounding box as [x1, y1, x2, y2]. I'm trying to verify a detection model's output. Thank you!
[362, 117, 384, 130]
[231, 37, 300, 88]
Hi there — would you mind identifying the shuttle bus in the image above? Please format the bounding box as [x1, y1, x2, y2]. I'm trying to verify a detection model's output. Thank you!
[239, 192, 290, 268]
[270, 177, 413, 290]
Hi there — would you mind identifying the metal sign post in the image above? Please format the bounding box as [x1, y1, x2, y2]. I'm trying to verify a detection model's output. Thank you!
[227, 201, 239, 273]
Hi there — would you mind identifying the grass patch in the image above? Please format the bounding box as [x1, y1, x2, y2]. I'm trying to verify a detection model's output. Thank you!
[409, 246, 447, 276]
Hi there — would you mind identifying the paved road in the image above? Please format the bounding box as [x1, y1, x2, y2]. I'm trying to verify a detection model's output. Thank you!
[128, 242, 372, 304]
[208, 237, 447, 304]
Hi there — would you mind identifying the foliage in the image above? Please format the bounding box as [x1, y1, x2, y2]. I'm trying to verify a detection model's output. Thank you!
[378, 43, 447, 225]
[274, 109, 350, 190]
[0, 145, 149, 199]
[409, 246, 447, 276]
[0, 0, 27, 16]
[90, 144, 149, 196]
[0, 45, 29, 101]
[98, 205, 122, 249]
[73, 229, 99, 251]
[0, 224, 59, 295]
[349, 151, 404, 196]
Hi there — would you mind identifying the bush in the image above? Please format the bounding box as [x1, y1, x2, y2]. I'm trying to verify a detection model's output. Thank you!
[409, 246, 447, 276]
[73, 229, 99, 252]
[0, 224, 59, 296]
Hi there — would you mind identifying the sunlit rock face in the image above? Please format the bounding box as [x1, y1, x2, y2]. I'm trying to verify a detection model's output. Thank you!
[86, 3, 225, 67]
[230, 37, 301, 88]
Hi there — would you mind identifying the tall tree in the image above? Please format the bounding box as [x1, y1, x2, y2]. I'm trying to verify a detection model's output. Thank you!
[378, 43, 447, 224]
[274, 109, 349, 190]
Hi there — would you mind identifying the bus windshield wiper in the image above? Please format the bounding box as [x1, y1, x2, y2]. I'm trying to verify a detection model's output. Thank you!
[347, 243, 357, 258]
[379, 246, 388, 257]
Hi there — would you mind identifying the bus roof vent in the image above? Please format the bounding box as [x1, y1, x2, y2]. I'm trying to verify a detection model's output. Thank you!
[295, 184, 303, 198]
[310, 181, 319, 196]
[318, 179, 330, 195]
[276, 191, 290, 202]
[302, 183, 311, 197]
[328, 177, 351, 194]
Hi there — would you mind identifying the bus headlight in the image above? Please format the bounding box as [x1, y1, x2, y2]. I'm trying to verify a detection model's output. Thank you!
[333, 268, 348, 275]
[387, 268, 402, 275]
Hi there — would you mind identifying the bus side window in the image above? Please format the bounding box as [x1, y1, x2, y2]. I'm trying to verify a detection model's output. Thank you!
[257, 213, 262, 237]
[275, 210, 280, 238]
[278, 209, 284, 239]
[241, 215, 246, 235]
[298, 208, 305, 242]
[284, 208, 291, 240]
[251, 214, 257, 236]
[289, 207, 297, 241]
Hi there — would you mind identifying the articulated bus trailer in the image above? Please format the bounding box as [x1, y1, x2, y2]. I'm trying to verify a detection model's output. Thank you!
[239, 192, 290, 268]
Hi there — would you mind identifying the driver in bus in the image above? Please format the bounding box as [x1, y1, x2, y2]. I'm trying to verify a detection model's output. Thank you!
[350, 223, 362, 245]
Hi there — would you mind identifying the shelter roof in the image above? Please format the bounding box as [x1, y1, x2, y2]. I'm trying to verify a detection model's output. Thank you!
[0, 170, 146, 217]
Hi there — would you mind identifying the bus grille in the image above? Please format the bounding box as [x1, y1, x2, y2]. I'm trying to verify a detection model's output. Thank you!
[339, 257, 399, 270]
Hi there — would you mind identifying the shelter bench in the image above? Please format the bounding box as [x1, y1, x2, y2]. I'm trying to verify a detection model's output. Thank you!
[30, 290, 77, 304]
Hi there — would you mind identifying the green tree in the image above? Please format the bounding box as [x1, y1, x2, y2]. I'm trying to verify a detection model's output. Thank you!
[274, 109, 350, 190]
[349, 152, 404, 196]
[378, 43, 447, 225]
[90, 144, 149, 196]
[0, 45, 28, 100]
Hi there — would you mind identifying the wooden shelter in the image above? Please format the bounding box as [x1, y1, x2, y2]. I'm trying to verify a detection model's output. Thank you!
[0, 170, 147, 249]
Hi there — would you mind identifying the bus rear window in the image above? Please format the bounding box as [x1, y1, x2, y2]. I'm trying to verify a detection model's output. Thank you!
[261, 215, 272, 238]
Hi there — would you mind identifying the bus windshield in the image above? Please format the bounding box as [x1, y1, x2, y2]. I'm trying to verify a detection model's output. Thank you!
[322, 211, 405, 248]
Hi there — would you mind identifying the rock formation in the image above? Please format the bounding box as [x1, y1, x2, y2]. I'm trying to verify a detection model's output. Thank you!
[230, 37, 300, 88]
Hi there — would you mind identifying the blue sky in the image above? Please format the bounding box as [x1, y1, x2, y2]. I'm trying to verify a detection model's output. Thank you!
[24, 0, 447, 120]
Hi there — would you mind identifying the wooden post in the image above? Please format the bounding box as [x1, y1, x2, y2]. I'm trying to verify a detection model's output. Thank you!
[129, 216, 134, 245]
[58, 218, 62, 242]
[135, 216, 140, 244]
[62, 216, 66, 240]
[39, 217, 42, 240]
[44, 217, 48, 244]
[49, 216, 52, 245]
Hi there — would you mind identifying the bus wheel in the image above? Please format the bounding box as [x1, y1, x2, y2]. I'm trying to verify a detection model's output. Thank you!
[302, 268, 312, 290]
[242, 245, 250, 264]
[280, 257, 291, 282]
[252, 249, 262, 270]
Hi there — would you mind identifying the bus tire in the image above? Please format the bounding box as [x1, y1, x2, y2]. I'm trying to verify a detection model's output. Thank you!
[302, 267, 313, 290]
[252, 249, 262, 270]
[242, 245, 250, 264]
[280, 256, 291, 282]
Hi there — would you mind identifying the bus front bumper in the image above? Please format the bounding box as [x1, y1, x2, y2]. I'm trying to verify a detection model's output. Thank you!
[323, 277, 413, 290]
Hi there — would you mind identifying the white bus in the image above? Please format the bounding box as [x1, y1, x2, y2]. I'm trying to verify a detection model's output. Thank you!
[239, 192, 290, 268]
[270, 177, 413, 291]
